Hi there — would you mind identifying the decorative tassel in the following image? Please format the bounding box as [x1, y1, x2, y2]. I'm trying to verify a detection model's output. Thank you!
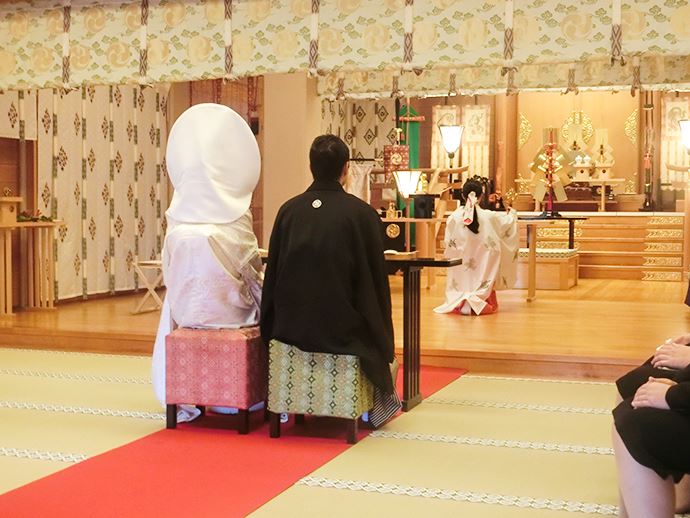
[403, 0, 413, 71]
[336, 74, 345, 101]
[390, 72, 402, 98]
[224, 0, 233, 79]
[610, 0, 625, 65]
[562, 65, 579, 95]
[630, 56, 641, 97]
[139, 0, 149, 80]
[62, 0, 71, 87]
[308, 0, 320, 76]
[448, 70, 457, 97]
[502, 0, 517, 95]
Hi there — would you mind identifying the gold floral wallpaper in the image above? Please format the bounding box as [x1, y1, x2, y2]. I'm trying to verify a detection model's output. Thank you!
[0, 1, 689, 93]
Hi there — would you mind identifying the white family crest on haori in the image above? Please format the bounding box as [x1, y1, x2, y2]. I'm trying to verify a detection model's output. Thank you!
[434, 206, 518, 316]
[151, 104, 263, 420]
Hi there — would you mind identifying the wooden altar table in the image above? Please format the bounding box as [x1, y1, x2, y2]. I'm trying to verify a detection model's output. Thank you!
[0, 221, 58, 317]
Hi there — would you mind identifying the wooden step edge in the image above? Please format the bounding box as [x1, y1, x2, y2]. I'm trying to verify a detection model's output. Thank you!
[579, 264, 684, 272]
[577, 250, 683, 257]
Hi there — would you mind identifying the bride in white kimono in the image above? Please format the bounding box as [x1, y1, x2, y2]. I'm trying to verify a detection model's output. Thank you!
[151, 103, 263, 422]
[434, 179, 518, 316]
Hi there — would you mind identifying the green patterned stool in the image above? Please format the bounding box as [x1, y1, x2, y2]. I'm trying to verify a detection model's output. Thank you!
[267, 339, 374, 444]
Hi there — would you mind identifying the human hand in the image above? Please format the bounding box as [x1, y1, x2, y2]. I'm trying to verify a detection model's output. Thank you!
[670, 333, 690, 345]
[652, 342, 690, 370]
[631, 377, 676, 410]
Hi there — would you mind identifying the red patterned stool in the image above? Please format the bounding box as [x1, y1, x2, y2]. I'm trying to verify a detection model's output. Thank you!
[165, 326, 267, 434]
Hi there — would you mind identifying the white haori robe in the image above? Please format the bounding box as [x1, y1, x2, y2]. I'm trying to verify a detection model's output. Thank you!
[434, 206, 518, 315]
[151, 212, 262, 408]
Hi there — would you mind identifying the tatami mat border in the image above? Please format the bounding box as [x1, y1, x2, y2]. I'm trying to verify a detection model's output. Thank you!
[0, 401, 164, 420]
[0, 446, 87, 464]
[462, 375, 612, 386]
[0, 348, 149, 360]
[296, 476, 618, 515]
[426, 398, 610, 415]
[369, 431, 613, 455]
[0, 369, 150, 385]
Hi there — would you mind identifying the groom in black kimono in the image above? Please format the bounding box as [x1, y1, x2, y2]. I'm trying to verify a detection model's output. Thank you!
[261, 134, 400, 426]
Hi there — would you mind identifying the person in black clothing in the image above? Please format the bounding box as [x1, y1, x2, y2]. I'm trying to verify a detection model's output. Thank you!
[260, 134, 400, 427]
[613, 333, 690, 517]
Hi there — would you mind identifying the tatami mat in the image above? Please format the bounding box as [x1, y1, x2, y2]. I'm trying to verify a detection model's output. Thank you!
[0, 348, 160, 494]
[251, 375, 620, 517]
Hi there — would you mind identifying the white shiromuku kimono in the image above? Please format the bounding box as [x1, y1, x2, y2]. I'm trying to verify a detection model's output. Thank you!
[151, 103, 262, 421]
[434, 205, 518, 316]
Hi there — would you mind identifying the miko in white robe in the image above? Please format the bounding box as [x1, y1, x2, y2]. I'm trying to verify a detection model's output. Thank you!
[434, 181, 518, 316]
[151, 103, 262, 422]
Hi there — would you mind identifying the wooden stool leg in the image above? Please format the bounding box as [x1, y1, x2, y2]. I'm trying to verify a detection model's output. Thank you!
[269, 411, 281, 438]
[196, 405, 206, 417]
[295, 413, 305, 425]
[346, 418, 358, 444]
[238, 409, 249, 435]
[263, 404, 270, 422]
[166, 404, 177, 429]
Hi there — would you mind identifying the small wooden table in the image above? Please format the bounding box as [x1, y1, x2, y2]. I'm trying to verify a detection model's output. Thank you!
[519, 216, 586, 302]
[382, 217, 446, 288]
[0, 221, 58, 317]
[580, 179, 626, 211]
[385, 256, 462, 411]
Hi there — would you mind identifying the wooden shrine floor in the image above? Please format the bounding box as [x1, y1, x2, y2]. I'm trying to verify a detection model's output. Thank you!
[0, 278, 688, 380]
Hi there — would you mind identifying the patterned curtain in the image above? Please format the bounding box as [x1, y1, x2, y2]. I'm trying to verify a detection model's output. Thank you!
[37, 84, 169, 300]
[0, 1, 690, 92]
[0, 90, 37, 140]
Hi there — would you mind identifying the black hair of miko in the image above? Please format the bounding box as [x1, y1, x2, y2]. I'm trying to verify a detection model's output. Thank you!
[462, 179, 484, 234]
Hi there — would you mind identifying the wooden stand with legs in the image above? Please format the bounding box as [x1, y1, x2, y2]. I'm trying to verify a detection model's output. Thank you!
[0, 221, 58, 317]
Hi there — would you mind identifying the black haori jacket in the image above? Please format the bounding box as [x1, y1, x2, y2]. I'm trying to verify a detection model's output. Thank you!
[260, 179, 395, 394]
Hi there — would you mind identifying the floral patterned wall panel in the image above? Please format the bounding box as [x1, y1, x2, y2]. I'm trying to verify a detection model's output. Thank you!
[137, 86, 161, 268]
[55, 88, 83, 300]
[35, 84, 168, 301]
[0, 90, 37, 141]
[111, 84, 137, 293]
[83, 85, 112, 295]
[37, 90, 54, 223]
[70, 2, 140, 86]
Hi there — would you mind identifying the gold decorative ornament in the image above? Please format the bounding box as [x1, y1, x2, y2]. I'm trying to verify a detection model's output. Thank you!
[561, 111, 594, 144]
[642, 271, 682, 281]
[646, 229, 683, 239]
[624, 109, 638, 145]
[385, 223, 401, 239]
[518, 113, 532, 149]
[648, 216, 683, 226]
[537, 228, 583, 238]
[643, 256, 682, 267]
[536, 241, 570, 249]
[644, 242, 682, 252]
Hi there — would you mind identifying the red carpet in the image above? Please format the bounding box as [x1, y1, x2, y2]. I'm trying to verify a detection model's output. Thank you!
[0, 366, 463, 518]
